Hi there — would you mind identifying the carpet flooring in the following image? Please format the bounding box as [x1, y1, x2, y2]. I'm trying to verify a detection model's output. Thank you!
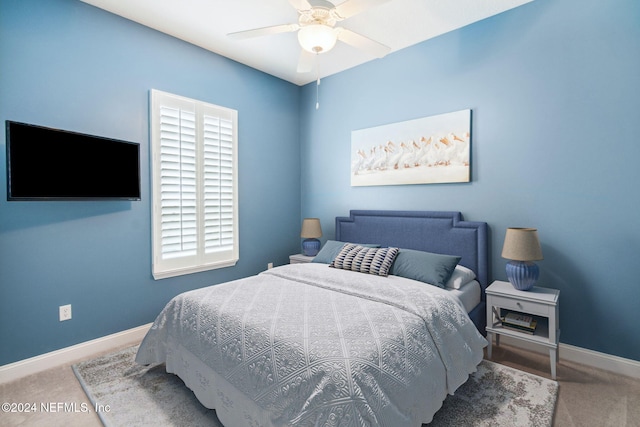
[71, 345, 557, 426]
[2, 342, 638, 426]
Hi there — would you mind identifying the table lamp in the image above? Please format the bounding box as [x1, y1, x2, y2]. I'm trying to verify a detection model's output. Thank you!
[300, 218, 322, 256]
[501, 227, 543, 291]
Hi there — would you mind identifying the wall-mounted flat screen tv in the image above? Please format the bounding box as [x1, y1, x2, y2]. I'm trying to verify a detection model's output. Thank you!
[6, 121, 141, 201]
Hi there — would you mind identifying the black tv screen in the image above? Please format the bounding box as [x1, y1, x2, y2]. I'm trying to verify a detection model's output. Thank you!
[6, 121, 141, 201]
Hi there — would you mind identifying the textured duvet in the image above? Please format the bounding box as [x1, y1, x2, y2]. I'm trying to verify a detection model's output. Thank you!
[136, 263, 487, 427]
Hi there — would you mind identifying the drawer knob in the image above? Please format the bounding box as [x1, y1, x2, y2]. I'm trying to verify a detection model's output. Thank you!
[517, 302, 523, 308]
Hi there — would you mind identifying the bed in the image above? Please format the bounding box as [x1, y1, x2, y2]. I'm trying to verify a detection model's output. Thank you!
[136, 210, 489, 426]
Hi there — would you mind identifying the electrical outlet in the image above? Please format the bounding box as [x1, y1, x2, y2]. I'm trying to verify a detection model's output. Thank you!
[267, 262, 273, 270]
[59, 304, 72, 321]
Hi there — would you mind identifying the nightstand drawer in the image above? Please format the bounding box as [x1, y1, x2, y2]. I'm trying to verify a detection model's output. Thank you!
[489, 295, 551, 317]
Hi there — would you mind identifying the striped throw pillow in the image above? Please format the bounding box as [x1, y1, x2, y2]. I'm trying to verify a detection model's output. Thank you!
[330, 243, 399, 277]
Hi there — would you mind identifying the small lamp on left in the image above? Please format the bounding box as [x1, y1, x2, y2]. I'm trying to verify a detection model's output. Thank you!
[301, 218, 322, 256]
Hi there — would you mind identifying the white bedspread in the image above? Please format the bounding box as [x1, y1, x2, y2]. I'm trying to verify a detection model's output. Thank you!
[136, 263, 487, 427]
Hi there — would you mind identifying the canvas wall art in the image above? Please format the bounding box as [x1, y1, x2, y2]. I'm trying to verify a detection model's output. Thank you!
[351, 109, 471, 186]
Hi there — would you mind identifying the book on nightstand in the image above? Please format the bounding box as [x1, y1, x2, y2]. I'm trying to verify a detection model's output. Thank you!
[493, 308, 538, 334]
[504, 312, 534, 328]
[501, 319, 538, 335]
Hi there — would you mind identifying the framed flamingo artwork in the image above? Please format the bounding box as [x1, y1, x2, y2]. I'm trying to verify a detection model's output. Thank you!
[350, 109, 471, 186]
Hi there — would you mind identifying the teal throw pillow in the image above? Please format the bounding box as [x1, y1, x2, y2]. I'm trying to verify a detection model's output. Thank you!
[389, 248, 461, 288]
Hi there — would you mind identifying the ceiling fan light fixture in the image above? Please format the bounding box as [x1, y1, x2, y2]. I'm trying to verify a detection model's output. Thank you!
[298, 24, 337, 54]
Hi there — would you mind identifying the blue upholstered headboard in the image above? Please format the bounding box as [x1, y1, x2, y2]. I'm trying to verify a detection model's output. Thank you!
[335, 210, 489, 291]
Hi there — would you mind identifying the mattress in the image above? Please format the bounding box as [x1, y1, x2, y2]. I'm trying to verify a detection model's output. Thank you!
[446, 280, 481, 313]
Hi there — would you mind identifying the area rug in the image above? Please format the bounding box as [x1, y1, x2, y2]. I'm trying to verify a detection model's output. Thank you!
[73, 345, 557, 427]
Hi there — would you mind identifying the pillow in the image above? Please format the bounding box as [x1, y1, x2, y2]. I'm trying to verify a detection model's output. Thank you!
[329, 243, 399, 277]
[389, 248, 461, 288]
[312, 240, 380, 264]
[445, 265, 477, 289]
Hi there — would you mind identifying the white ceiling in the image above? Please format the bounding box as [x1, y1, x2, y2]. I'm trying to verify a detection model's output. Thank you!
[80, 0, 533, 86]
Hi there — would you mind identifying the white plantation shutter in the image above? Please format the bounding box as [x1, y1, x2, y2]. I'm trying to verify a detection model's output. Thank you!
[151, 90, 238, 279]
[203, 115, 235, 253]
[159, 107, 197, 259]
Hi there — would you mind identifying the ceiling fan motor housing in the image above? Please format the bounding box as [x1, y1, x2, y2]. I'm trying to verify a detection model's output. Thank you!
[297, 0, 342, 53]
[299, 2, 337, 26]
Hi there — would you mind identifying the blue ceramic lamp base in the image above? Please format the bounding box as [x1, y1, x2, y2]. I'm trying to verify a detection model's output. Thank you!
[506, 260, 539, 291]
[302, 238, 320, 256]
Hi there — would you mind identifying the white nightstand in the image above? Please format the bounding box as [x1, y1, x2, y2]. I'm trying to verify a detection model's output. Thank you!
[289, 254, 315, 264]
[486, 280, 560, 379]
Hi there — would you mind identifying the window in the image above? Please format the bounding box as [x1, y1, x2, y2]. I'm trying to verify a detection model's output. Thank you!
[150, 90, 238, 279]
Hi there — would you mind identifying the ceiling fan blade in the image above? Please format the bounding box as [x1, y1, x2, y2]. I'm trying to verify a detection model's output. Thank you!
[333, 0, 392, 20]
[297, 49, 315, 73]
[336, 28, 390, 58]
[289, 0, 312, 10]
[228, 24, 299, 40]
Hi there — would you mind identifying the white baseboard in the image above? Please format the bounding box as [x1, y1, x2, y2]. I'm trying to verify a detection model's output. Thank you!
[498, 335, 640, 380]
[0, 323, 152, 385]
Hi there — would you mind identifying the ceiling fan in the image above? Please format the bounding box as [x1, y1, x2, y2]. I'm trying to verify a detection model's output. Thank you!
[228, 0, 392, 73]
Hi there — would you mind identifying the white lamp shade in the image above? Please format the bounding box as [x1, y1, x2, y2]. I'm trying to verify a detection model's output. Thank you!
[501, 228, 543, 261]
[298, 24, 337, 54]
[300, 218, 322, 238]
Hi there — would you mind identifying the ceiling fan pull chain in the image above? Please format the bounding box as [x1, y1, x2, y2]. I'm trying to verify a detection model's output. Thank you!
[316, 53, 320, 110]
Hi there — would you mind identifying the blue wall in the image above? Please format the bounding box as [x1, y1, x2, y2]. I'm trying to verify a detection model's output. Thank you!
[1, 0, 639, 366]
[0, 0, 301, 365]
[300, 0, 640, 361]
